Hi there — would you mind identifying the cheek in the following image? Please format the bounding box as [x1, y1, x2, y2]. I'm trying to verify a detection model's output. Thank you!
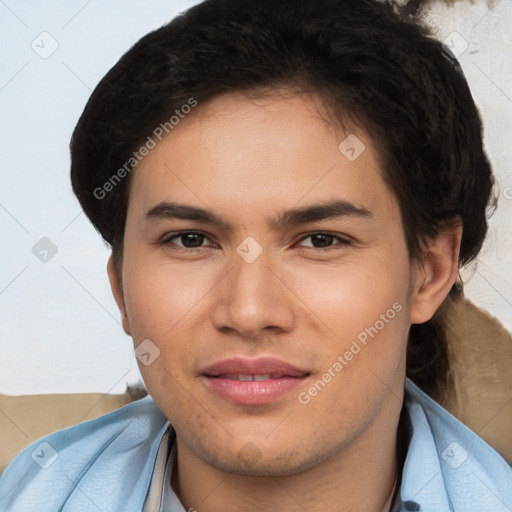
[119, 257, 203, 405]
[289, 251, 411, 412]
[290, 253, 410, 340]
[121, 252, 213, 340]
[120, 251, 223, 397]
[292, 262, 410, 433]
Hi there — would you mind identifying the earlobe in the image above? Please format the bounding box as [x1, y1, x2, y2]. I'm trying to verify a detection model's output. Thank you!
[409, 223, 463, 325]
[106, 254, 132, 336]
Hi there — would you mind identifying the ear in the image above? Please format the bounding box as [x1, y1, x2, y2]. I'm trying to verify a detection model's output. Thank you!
[409, 222, 463, 325]
[107, 254, 132, 336]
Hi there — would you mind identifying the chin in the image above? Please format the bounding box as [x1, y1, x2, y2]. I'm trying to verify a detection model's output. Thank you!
[200, 442, 323, 477]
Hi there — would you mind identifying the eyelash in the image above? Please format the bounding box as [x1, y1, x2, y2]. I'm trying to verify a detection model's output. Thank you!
[159, 231, 351, 252]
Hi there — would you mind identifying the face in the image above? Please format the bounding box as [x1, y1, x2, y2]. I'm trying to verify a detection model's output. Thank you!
[108, 90, 443, 477]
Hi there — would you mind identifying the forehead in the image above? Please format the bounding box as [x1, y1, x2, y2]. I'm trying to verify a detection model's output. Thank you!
[127, 90, 397, 225]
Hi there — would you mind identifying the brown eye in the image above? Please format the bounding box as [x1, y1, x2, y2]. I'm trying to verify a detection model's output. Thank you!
[297, 233, 350, 249]
[162, 232, 211, 249]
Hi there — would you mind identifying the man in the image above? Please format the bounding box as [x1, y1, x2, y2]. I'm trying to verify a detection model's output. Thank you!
[1, 0, 510, 510]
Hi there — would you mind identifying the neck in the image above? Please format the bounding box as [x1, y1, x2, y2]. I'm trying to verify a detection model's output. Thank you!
[170, 390, 403, 512]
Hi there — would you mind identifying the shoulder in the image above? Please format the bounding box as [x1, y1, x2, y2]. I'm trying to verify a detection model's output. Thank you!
[0, 395, 169, 511]
[402, 378, 512, 511]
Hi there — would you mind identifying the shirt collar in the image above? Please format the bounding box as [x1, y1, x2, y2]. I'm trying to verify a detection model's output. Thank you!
[401, 378, 512, 511]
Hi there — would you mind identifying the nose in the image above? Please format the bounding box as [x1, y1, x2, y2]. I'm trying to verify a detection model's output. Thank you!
[211, 242, 296, 339]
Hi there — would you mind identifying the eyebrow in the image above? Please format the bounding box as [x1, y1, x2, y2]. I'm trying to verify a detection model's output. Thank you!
[145, 199, 372, 231]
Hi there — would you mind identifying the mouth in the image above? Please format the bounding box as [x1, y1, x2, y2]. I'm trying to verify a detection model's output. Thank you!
[210, 373, 301, 381]
[201, 357, 311, 405]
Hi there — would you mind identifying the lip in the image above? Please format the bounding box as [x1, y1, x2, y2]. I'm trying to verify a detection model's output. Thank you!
[201, 357, 311, 405]
[201, 357, 310, 378]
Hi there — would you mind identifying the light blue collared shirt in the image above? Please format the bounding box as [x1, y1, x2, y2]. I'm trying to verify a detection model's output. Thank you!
[1, 378, 511, 511]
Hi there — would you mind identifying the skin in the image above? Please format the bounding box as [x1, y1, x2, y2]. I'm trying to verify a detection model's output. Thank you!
[107, 90, 461, 512]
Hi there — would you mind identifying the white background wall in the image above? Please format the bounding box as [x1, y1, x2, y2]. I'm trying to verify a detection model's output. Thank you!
[0, 0, 510, 396]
